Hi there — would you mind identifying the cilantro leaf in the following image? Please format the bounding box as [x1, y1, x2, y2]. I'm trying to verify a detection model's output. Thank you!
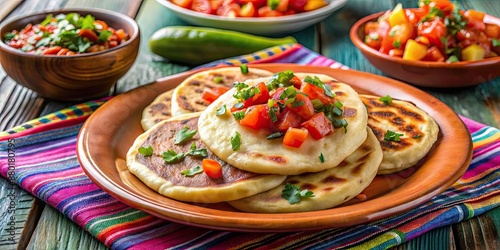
[231, 131, 241, 151]
[186, 143, 208, 158]
[319, 153, 325, 163]
[492, 38, 500, 47]
[181, 166, 203, 177]
[138, 146, 153, 156]
[162, 150, 185, 164]
[281, 183, 315, 204]
[97, 30, 112, 42]
[384, 130, 404, 142]
[379, 95, 393, 105]
[174, 126, 197, 145]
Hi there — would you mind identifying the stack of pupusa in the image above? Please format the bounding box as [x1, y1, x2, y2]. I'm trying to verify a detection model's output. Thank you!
[128, 67, 439, 213]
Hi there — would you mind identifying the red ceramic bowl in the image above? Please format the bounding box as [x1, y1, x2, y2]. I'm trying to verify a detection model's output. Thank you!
[0, 8, 140, 101]
[350, 11, 500, 88]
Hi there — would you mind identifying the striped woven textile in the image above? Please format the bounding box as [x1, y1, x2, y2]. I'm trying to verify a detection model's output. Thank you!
[1, 44, 499, 249]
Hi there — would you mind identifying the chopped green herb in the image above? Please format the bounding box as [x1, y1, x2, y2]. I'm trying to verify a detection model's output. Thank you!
[384, 130, 404, 142]
[163, 150, 185, 164]
[311, 99, 324, 110]
[231, 131, 241, 151]
[281, 183, 315, 205]
[240, 64, 249, 74]
[304, 75, 334, 97]
[413, 134, 423, 139]
[446, 55, 460, 63]
[97, 30, 112, 42]
[266, 70, 295, 90]
[234, 82, 248, 90]
[280, 86, 298, 100]
[232, 111, 245, 120]
[216, 105, 227, 116]
[268, 0, 280, 10]
[393, 40, 401, 49]
[40, 14, 54, 26]
[492, 38, 500, 47]
[181, 166, 203, 177]
[319, 153, 325, 163]
[3, 32, 16, 41]
[233, 84, 260, 102]
[186, 143, 208, 158]
[292, 99, 305, 108]
[138, 146, 153, 156]
[420, 6, 445, 23]
[174, 127, 197, 145]
[379, 95, 393, 105]
[269, 106, 279, 122]
[267, 132, 284, 140]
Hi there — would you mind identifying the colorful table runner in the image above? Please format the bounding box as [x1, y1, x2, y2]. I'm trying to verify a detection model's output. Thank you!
[1, 44, 499, 249]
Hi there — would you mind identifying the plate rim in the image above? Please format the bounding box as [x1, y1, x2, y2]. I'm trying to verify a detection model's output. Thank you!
[77, 64, 472, 232]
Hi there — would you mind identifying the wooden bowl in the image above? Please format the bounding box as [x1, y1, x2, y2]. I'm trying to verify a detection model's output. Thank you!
[0, 8, 140, 101]
[350, 11, 500, 88]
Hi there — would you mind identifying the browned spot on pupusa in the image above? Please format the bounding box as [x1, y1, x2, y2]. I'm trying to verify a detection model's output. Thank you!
[301, 183, 317, 191]
[344, 107, 357, 118]
[249, 152, 288, 164]
[321, 175, 347, 184]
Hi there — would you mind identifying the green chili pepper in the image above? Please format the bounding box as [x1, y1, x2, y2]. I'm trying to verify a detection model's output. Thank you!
[149, 26, 297, 66]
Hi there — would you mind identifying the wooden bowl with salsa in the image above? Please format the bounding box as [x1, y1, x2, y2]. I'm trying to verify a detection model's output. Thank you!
[0, 8, 140, 101]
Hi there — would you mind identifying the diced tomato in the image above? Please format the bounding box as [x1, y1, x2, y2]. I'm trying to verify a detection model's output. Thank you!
[289, 76, 302, 89]
[283, 127, 308, 148]
[287, 93, 314, 119]
[115, 29, 128, 41]
[388, 48, 404, 57]
[417, 19, 447, 48]
[466, 18, 486, 31]
[405, 9, 420, 26]
[364, 34, 382, 50]
[275, 0, 289, 12]
[240, 2, 256, 17]
[272, 109, 303, 132]
[463, 9, 486, 22]
[425, 0, 455, 15]
[217, 3, 241, 17]
[56, 48, 69, 56]
[202, 159, 222, 178]
[201, 86, 230, 103]
[192, 0, 214, 14]
[171, 0, 193, 8]
[210, 0, 224, 12]
[78, 29, 98, 42]
[43, 46, 62, 55]
[300, 83, 332, 105]
[258, 6, 284, 17]
[423, 46, 445, 62]
[412, 4, 430, 19]
[381, 23, 415, 53]
[238, 0, 266, 8]
[242, 82, 270, 107]
[289, 0, 307, 12]
[485, 24, 500, 39]
[301, 112, 334, 140]
[238, 104, 272, 130]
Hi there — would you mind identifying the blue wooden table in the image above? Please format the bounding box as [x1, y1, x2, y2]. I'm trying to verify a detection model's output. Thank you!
[0, 0, 499, 249]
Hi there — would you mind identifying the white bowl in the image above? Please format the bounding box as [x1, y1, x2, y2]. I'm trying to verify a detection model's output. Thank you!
[156, 0, 348, 35]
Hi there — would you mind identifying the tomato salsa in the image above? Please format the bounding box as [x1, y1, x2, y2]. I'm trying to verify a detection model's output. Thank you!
[214, 70, 348, 149]
[363, 0, 500, 62]
[2, 13, 129, 56]
[170, 0, 328, 18]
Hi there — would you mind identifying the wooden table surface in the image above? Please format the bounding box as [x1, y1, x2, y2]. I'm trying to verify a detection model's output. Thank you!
[0, 0, 499, 249]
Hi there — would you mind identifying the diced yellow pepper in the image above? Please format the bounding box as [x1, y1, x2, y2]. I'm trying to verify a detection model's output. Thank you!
[403, 39, 428, 61]
[387, 3, 409, 27]
[461, 44, 486, 61]
[304, 0, 328, 11]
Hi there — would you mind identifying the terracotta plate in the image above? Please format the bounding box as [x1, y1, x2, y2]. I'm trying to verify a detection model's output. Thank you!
[77, 64, 472, 232]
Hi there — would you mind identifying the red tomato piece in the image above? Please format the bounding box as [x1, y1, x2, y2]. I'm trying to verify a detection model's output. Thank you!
[272, 109, 303, 132]
[191, 0, 213, 14]
[238, 104, 271, 130]
[238, 0, 266, 8]
[275, 0, 289, 12]
[300, 83, 332, 105]
[242, 82, 270, 107]
[202, 159, 222, 178]
[258, 6, 284, 17]
[289, 76, 303, 89]
[171, 0, 193, 8]
[78, 29, 98, 42]
[287, 93, 314, 120]
[485, 24, 500, 39]
[417, 19, 447, 48]
[201, 86, 230, 103]
[426, 0, 455, 15]
[43, 46, 62, 55]
[423, 46, 445, 62]
[283, 127, 309, 148]
[93, 20, 109, 30]
[217, 3, 241, 17]
[301, 112, 334, 140]
[289, 0, 307, 12]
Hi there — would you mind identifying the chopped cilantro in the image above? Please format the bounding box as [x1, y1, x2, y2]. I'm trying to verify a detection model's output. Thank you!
[267, 132, 284, 140]
[379, 95, 393, 105]
[266, 70, 295, 90]
[174, 127, 197, 145]
[240, 64, 249, 74]
[492, 38, 500, 47]
[186, 142, 208, 158]
[181, 166, 203, 177]
[281, 183, 315, 204]
[216, 105, 227, 116]
[231, 131, 241, 151]
[40, 14, 54, 26]
[384, 130, 404, 142]
[232, 111, 245, 120]
[97, 30, 112, 42]
[138, 146, 153, 156]
[393, 40, 401, 49]
[163, 150, 185, 164]
[3, 32, 16, 41]
[319, 153, 325, 163]
[413, 134, 423, 139]
[304, 75, 334, 97]
[446, 55, 460, 63]
[268, 106, 279, 122]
